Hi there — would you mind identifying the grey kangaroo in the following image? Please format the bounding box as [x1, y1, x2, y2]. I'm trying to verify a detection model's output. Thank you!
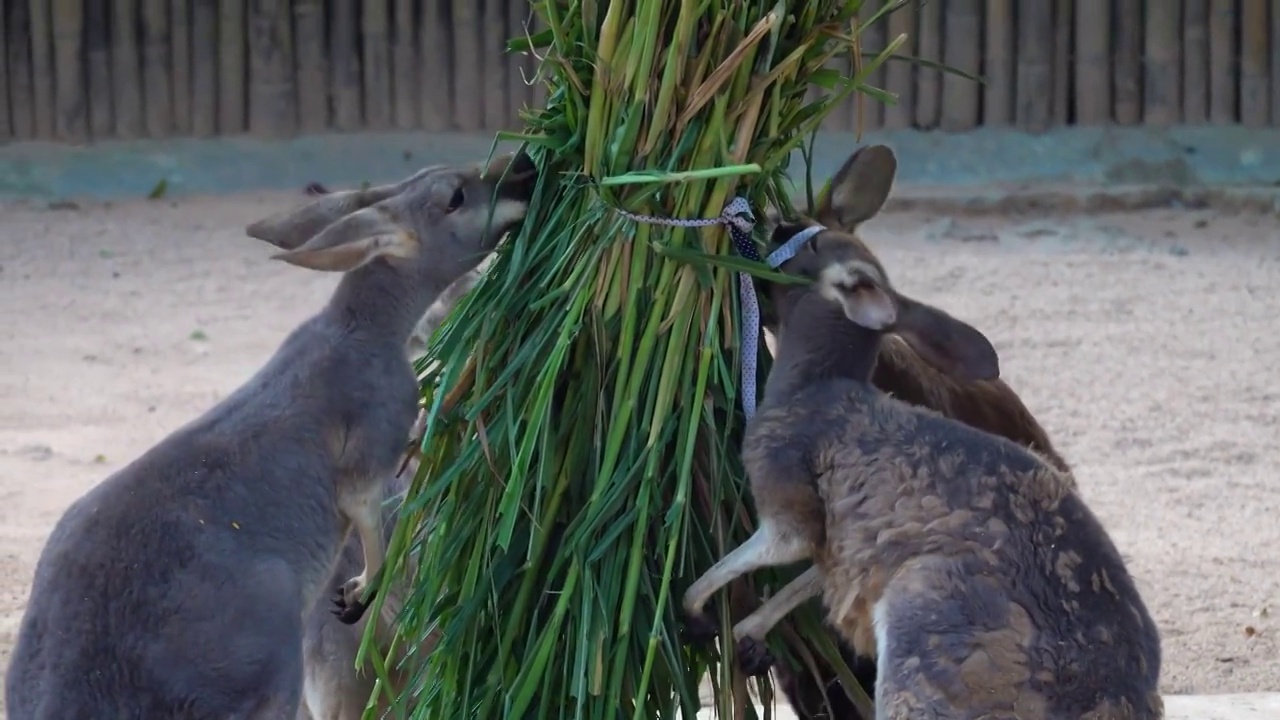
[5, 152, 537, 719]
[682, 219, 1162, 717]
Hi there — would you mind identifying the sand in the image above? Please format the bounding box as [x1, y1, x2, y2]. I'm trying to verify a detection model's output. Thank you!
[0, 193, 1276, 712]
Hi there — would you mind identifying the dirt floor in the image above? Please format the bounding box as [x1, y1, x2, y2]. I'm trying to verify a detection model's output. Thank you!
[0, 193, 1276, 711]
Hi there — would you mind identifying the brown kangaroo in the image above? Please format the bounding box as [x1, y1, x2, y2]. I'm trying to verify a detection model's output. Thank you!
[684, 209, 1162, 719]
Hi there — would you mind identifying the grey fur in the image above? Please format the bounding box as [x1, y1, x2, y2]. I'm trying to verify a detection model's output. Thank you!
[406, 254, 492, 360]
[5, 153, 536, 720]
[298, 294, 466, 720]
[682, 151, 1161, 718]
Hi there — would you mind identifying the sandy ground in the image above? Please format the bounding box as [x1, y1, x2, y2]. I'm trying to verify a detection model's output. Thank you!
[0, 193, 1277, 712]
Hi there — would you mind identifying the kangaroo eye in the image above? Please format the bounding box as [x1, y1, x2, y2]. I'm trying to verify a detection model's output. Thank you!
[446, 187, 465, 213]
[806, 235, 821, 253]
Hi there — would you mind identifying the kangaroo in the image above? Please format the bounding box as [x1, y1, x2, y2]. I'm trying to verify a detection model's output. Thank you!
[682, 217, 1162, 718]
[757, 145, 1074, 719]
[5, 152, 537, 720]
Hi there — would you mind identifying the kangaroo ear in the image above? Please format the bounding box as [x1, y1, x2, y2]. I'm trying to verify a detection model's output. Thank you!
[485, 149, 537, 181]
[891, 296, 1001, 382]
[816, 260, 897, 330]
[815, 144, 897, 230]
[486, 150, 539, 203]
[245, 182, 403, 251]
[271, 205, 419, 272]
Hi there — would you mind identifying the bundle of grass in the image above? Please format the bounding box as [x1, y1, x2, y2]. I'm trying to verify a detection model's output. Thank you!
[365, 1, 925, 718]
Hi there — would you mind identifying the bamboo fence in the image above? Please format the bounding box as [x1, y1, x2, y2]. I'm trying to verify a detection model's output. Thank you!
[1, 0, 1279, 144]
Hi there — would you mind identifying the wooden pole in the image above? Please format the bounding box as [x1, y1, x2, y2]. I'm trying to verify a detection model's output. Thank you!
[1272, 0, 1280, 123]
[217, 0, 247, 133]
[8, 0, 35, 139]
[392, 0, 418, 129]
[1142, 0, 1182, 126]
[1051, 0, 1072, 126]
[141, 0, 175, 137]
[508, 0, 533, 129]
[85, 0, 114, 139]
[361, 0, 392, 129]
[330, 0, 362, 130]
[941, 0, 982, 131]
[915, 0, 942, 128]
[882, 3, 916, 129]
[483, 0, 508, 130]
[1208, 0, 1237, 123]
[420, 1, 453, 131]
[1113, 0, 1142, 124]
[247, 0, 297, 137]
[191, 0, 218, 136]
[294, 0, 329, 132]
[982, 0, 1014, 126]
[29, 0, 57, 138]
[1239, 0, 1269, 128]
[0, 0, 9, 140]
[453, 0, 482, 130]
[51, 0, 88, 141]
[858, 1, 886, 133]
[1015, 0, 1053, 131]
[171, 0, 192, 134]
[1073, 0, 1111, 125]
[113, 0, 145, 137]
[1181, 0, 1209, 124]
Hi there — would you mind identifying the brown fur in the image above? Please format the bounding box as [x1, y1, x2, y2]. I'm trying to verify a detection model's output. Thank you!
[682, 200, 1163, 717]
[869, 337, 1070, 475]
[758, 146, 1073, 718]
[774, 145, 1070, 477]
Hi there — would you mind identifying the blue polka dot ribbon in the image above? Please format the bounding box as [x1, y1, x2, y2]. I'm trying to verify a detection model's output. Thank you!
[614, 198, 823, 419]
